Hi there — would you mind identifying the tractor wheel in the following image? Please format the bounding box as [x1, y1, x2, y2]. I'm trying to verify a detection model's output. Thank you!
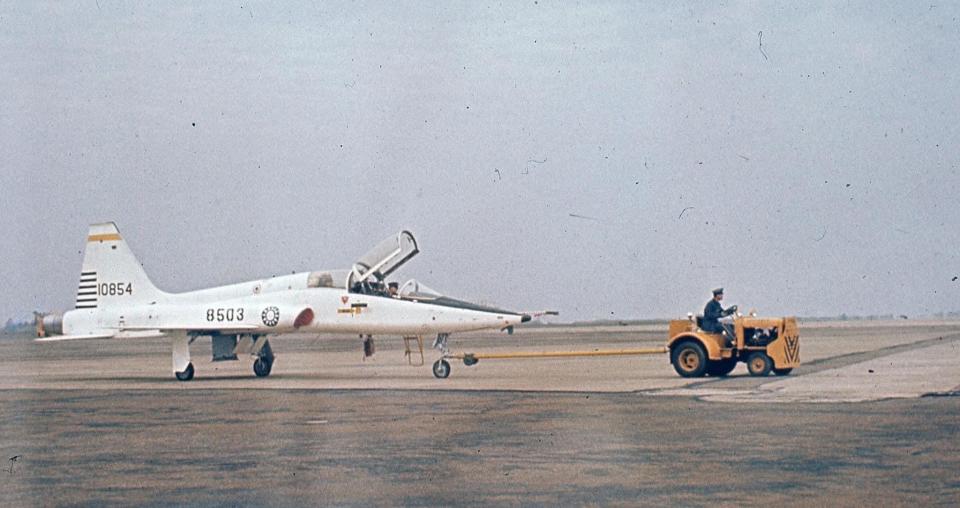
[671, 341, 708, 378]
[706, 358, 737, 377]
[747, 352, 773, 377]
[773, 367, 793, 376]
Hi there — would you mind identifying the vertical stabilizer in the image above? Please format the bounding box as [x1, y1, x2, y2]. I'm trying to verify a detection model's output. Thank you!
[76, 222, 164, 309]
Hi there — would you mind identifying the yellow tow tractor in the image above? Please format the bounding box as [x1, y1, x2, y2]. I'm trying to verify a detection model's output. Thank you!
[667, 313, 800, 377]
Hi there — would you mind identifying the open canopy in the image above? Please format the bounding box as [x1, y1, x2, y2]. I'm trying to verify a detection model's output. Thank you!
[346, 231, 419, 289]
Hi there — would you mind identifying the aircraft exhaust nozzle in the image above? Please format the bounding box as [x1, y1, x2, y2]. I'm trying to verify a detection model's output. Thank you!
[294, 308, 315, 329]
[34, 312, 63, 337]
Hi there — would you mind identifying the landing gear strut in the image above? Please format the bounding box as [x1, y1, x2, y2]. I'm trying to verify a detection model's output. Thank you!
[172, 334, 194, 381]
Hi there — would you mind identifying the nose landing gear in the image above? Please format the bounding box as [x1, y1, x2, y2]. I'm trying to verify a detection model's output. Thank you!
[432, 359, 451, 379]
[431, 333, 451, 379]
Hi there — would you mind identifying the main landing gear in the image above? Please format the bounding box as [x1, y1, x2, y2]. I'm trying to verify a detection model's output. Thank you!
[173, 334, 194, 382]
[253, 339, 275, 378]
[171, 334, 275, 381]
[175, 362, 195, 381]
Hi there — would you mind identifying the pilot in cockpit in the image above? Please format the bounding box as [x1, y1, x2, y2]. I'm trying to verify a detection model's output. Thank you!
[366, 280, 395, 298]
[351, 279, 386, 296]
[387, 282, 399, 298]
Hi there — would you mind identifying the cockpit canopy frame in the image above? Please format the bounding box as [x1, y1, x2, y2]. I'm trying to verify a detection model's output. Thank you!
[346, 230, 419, 290]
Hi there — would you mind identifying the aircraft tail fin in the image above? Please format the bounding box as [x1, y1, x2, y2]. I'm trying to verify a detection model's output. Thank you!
[76, 222, 164, 309]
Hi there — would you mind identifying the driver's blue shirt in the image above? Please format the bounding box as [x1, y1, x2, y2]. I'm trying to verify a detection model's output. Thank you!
[702, 299, 728, 333]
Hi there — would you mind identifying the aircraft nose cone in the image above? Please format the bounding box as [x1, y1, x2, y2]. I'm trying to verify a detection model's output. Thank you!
[521, 314, 532, 323]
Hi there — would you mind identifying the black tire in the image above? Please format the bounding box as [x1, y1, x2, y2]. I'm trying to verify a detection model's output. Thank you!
[773, 367, 793, 376]
[747, 352, 773, 377]
[432, 359, 451, 379]
[671, 341, 708, 378]
[175, 363, 194, 381]
[253, 358, 273, 377]
[706, 358, 737, 377]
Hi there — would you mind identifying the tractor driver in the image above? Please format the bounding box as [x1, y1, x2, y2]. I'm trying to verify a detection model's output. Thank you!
[703, 288, 737, 342]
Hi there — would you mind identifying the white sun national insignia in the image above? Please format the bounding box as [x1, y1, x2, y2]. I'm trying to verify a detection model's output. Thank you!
[261, 306, 280, 327]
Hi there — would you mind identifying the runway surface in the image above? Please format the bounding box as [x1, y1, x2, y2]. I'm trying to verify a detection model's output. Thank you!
[1, 321, 959, 505]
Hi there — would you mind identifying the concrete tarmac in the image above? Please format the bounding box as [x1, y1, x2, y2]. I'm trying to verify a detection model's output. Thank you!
[1, 321, 959, 505]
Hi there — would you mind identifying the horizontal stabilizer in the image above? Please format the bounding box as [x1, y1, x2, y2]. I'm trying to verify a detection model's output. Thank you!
[35, 333, 116, 342]
[35, 330, 171, 342]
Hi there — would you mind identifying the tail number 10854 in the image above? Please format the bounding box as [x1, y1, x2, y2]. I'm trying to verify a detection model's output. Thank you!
[99, 282, 132, 296]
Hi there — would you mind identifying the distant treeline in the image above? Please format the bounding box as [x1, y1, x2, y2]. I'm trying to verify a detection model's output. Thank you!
[3, 318, 33, 335]
[540, 312, 960, 327]
[804, 311, 960, 321]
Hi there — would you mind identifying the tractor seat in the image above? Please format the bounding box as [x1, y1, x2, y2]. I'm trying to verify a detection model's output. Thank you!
[695, 315, 704, 328]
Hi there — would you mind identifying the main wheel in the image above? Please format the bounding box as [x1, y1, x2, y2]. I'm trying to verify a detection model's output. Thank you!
[432, 359, 451, 379]
[671, 341, 708, 378]
[253, 358, 273, 377]
[175, 362, 195, 381]
[747, 352, 773, 377]
[706, 358, 737, 377]
[773, 367, 793, 376]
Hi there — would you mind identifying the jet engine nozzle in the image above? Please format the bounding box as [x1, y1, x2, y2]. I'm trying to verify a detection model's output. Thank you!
[34, 312, 63, 337]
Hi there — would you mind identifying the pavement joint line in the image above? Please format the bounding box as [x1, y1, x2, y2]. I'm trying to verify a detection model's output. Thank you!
[674, 336, 960, 404]
[676, 332, 960, 392]
[800, 332, 960, 369]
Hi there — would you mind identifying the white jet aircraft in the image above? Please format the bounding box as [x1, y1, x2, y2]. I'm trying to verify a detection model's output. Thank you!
[37, 222, 542, 380]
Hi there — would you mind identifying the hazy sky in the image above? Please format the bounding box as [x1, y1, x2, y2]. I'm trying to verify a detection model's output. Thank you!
[2, 2, 959, 322]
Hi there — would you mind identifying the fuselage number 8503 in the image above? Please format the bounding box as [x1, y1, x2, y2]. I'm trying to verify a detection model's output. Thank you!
[206, 308, 245, 322]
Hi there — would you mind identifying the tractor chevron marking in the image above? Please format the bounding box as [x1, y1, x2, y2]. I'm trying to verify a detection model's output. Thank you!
[784, 334, 800, 363]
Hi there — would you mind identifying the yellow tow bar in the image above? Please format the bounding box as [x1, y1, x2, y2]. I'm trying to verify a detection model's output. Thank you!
[446, 347, 668, 366]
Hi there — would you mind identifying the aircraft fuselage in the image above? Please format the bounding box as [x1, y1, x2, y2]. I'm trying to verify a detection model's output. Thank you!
[63, 284, 526, 337]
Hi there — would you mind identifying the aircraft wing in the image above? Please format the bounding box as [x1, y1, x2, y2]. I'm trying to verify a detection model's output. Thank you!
[123, 323, 260, 333]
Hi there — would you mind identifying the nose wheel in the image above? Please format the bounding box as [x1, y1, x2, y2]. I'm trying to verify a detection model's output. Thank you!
[431, 334, 452, 379]
[432, 359, 451, 379]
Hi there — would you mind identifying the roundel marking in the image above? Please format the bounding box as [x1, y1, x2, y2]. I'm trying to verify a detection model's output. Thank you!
[261, 306, 280, 327]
